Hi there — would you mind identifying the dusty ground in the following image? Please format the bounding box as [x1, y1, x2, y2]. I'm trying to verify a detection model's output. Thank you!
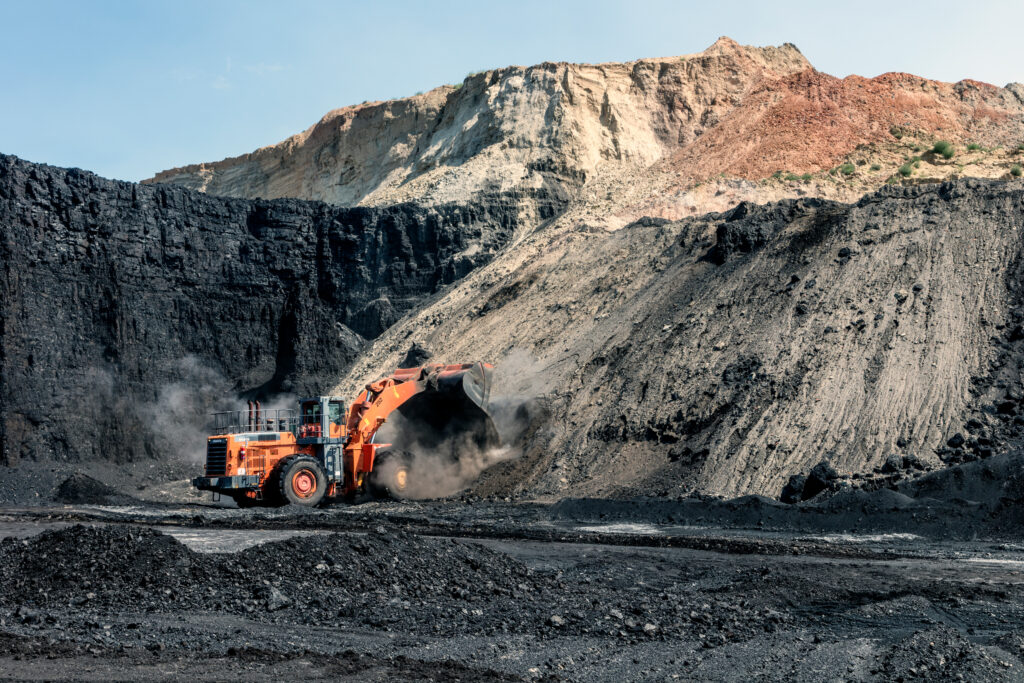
[1, 452, 1024, 681]
[2, 497, 1024, 682]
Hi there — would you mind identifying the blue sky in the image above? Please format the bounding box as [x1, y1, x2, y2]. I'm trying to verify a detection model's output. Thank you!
[1, 0, 1022, 182]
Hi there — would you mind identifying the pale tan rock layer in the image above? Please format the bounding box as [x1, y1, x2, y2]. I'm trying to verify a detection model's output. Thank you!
[142, 37, 811, 207]
[145, 37, 1023, 219]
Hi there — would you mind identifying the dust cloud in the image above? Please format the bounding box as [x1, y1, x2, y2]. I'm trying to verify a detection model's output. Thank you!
[373, 350, 549, 498]
[140, 356, 293, 463]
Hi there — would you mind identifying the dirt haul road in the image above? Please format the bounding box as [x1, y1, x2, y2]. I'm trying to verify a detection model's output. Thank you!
[1, 494, 1024, 682]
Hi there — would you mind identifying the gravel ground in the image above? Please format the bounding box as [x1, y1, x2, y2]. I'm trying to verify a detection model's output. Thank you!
[1, 506, 1023, 682]
[1, 450, 1022, 681]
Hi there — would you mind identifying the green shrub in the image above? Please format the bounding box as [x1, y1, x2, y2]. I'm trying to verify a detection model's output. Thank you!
[890, 126, 904, 139]
[839, 163, 856, 176]
[870, 164, 882, 171]
[1012, 165, 1023, 177]
[898, 163, 914, 177]
[932, 140, 955, 159]
[912, 145, 922, 152]
[784, 172, 802, 182]
[801, 173, 813, 181]
[1017, 144, 1024, 152]
[967, 142, 981, 151]
[771, 170, 785, 180]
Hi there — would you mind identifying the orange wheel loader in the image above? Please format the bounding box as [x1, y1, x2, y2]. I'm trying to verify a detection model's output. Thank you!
[191, 362, 498, 507]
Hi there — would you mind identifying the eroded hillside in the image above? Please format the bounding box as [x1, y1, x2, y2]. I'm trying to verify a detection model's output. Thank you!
[336, 179, 1024, 499]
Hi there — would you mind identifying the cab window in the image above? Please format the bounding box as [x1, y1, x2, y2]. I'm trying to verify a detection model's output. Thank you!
[328, 401, 343, 425]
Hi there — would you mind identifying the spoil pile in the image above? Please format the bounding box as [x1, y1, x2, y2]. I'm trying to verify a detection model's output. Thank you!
[53, 473, 137, 505]
[341, 179, 1024, 500]
[0, 525, 789, 645]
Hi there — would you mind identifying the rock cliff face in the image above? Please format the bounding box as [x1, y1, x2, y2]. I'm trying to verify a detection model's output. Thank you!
[0, 154, 562, 465]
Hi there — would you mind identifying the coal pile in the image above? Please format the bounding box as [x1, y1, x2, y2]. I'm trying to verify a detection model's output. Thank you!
[52, 473, 137, 505]
[879, 627, 1019, 682]
[0, 525, 532, 615]
[232, 530, 794, 645]
[0, 525, 790, 647]
[221, 528, 544, 633]
[0, 526, 203, 607]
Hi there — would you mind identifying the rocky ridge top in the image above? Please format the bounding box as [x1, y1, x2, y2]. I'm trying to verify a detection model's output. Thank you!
[145, 37, 1024, 224]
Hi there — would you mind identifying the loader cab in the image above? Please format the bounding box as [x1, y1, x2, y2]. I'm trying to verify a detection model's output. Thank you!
[297, 396, 347, 443]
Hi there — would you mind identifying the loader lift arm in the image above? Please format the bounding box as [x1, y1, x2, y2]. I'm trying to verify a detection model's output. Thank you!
[340, 362, 496, 496]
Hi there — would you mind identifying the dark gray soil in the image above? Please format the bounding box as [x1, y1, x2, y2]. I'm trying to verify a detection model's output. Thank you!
[2, 444, 1024, 681]
[0, 432, 1022, 680]
[1, 508, 1023, 682]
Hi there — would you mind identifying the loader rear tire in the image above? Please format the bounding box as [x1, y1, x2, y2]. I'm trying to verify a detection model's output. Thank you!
[368, 450, 412, 500]
[279, 456, 327, 507]
[260, 464, 288, 507]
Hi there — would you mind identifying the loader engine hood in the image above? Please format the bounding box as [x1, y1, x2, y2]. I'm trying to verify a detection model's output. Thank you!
[389, 363, 500, 457]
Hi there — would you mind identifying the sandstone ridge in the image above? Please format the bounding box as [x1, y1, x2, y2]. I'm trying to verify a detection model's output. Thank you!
[146, 37, 1024, 222]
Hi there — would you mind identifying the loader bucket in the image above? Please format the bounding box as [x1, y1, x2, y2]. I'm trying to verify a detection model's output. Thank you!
[392, 363, 500, 457]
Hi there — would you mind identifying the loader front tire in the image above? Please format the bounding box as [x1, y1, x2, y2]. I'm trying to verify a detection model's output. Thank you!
[368, 450, 412, 500]
[279, 456, 328, 507]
